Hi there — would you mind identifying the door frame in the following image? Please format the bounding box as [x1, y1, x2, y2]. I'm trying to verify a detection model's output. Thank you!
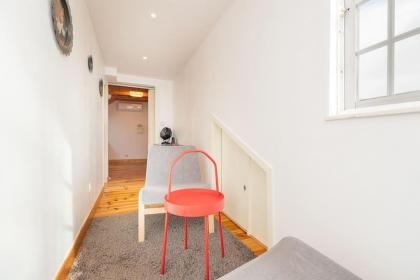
[103, 81, 109, 183]
[103, 83, 157, 181]
[211, 114, 274, 247]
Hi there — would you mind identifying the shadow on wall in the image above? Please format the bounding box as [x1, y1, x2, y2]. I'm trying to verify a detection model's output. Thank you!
[43, 115, 76, 276]
[44, 74, 105, 277]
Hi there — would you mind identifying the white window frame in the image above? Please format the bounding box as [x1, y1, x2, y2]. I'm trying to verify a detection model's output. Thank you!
[333, 0, 420, 114]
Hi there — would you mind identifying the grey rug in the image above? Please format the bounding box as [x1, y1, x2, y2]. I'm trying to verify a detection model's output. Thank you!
[69, 213, 255, 280]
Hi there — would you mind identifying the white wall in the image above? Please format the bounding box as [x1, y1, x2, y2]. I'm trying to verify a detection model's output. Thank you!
[173, 68, 192, 144]
[108, 102, 148, 159]
[0, 1, 106, 279]
[173, 0, 420, 279]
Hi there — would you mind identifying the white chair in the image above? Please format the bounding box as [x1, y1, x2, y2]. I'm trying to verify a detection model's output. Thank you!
[138, 145, 214, 242]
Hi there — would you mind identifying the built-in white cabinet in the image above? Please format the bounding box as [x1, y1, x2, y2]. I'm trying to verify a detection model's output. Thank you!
[212, 122, 269, 246]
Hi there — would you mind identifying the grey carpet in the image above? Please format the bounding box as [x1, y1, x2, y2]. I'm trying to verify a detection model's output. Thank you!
[69, 213, 256, 280]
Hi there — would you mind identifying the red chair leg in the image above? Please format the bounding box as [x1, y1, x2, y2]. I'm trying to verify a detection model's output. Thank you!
[218, 212, 225, 258]
[184, 217, 188, 250]
[204, 216, 210, 280]
[161, 212, 169, 275]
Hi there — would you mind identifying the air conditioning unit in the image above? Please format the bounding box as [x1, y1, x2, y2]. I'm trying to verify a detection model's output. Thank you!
[117, 102, 143, 112]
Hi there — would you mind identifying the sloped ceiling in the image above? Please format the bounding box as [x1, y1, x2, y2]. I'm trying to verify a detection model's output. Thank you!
[87, 0, 232, 80]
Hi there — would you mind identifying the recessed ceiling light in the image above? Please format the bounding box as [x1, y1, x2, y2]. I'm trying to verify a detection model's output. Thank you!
[142, 56, 148, 60]
[150, 13, 157, 19]
[130, 91, 144, 98]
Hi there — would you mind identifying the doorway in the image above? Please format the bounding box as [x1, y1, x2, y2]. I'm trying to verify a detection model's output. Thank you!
[107, 85, 152, 180]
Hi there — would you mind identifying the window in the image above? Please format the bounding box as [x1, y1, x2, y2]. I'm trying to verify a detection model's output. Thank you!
[336, 0, 420, 111]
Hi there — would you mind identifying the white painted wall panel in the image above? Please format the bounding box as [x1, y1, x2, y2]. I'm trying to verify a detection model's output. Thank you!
[249, 158, 268, 245]
[0, 1, 105, 278]
[173, 0, 420, 278]
[221, 131, 250, 230]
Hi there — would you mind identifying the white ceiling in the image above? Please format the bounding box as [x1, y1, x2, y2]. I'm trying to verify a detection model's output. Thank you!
[86, 0, 231, 80]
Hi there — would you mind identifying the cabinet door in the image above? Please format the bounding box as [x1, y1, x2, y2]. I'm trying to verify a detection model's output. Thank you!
[221, 132, 249, 230]
[249, 158, 268, 245]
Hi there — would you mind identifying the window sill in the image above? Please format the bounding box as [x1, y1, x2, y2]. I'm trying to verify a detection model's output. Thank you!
[326, 101, 420, 121]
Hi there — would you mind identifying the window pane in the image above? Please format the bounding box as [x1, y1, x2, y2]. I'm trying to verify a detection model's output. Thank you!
[358, 0, 388, 49]
[395, 0, 420, 35]
[358, 47, 388, 100]
[395, 34, 420, 94]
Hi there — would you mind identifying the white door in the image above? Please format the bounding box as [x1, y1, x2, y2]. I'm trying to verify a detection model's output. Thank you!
[221, 131, 250, 230]
[147, 89, 155, 150]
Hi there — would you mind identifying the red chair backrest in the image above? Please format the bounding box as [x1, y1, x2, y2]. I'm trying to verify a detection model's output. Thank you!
[167, 150, 220, 198]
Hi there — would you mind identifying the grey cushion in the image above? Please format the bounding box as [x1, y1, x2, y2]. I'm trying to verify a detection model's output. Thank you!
[218, 237, 361, 280]
[141, 145, 210, 204]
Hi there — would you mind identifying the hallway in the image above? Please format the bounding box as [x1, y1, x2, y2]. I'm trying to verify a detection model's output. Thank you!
[4, 1, 420, 279]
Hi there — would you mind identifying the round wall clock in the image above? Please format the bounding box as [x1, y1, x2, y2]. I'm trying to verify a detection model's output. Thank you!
[88, 55, 93, 72]
[51, 0, 73, 56]
[99, 79, 104, 97]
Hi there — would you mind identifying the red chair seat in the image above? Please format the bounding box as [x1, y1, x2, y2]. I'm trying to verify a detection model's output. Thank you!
[164, 189, 224, 217]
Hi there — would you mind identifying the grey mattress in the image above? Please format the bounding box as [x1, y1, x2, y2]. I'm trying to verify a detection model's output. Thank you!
[218, 237, 361, 280]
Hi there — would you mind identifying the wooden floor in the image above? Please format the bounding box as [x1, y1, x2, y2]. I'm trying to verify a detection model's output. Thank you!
[108, 159, 147, 180]
[94, 160, 147, 218]
[95, 159, 266, 256]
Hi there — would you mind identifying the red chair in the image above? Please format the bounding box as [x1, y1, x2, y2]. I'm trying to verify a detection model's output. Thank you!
[161, 150, 225, 280]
